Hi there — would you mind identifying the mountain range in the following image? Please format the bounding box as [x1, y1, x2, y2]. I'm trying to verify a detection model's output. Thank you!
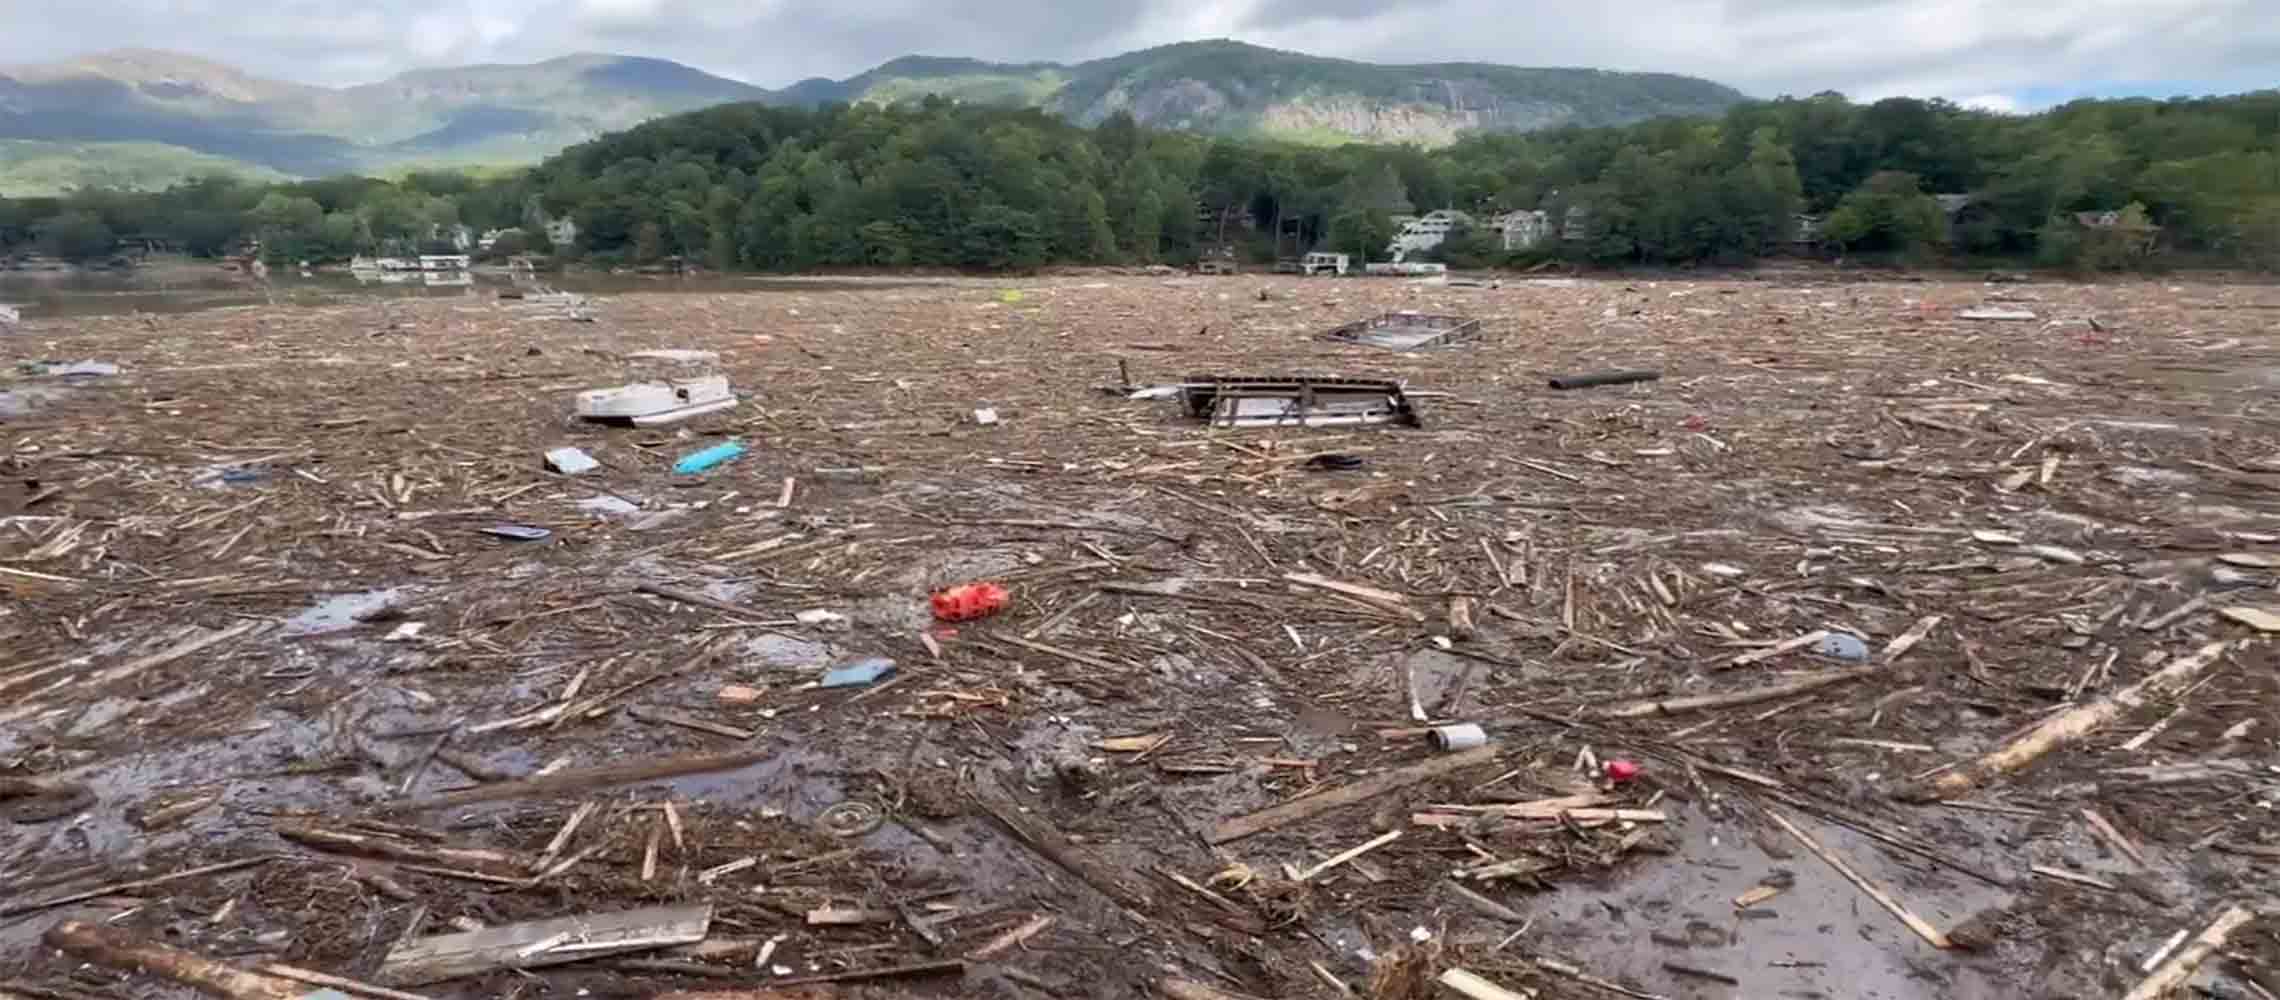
[0, 41, 1747, 195]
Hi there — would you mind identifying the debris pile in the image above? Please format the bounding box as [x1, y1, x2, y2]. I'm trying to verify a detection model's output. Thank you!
[1, 274, 2276, 1000]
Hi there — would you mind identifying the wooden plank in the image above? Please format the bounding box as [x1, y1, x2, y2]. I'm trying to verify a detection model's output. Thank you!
[1207, 745, 1498, 844]
[383, 748, 772, 813]
[378, 904, 712, 985]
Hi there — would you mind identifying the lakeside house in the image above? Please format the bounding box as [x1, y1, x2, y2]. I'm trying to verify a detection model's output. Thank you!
[1384, 209, 1473, 262]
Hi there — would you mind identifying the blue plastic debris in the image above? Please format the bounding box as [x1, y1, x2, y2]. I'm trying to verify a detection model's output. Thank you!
[1817, 633, 1869, 662]
[673, 440, 745, 476]
[479, 524, 553, 541]
[219, 468, 267, 484]
[821, 657, 897, 689]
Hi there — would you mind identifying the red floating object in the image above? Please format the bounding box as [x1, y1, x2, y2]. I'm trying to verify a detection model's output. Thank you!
[931, 582, 1009, 622]
[1605, 759, 1642, 784]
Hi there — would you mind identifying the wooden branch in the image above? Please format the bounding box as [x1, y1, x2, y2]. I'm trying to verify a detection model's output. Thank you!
[43, 921, 300, 999]
[1914, 641, 2239, 799]
[1766, 809, 1951, 949]
[0, 857, 270, 918]
[1605, 669, 1874, 718]
[970, 771, 1156, 918]
[2123, 905, 2256, 1000]
[1207, 745, 1498, 844]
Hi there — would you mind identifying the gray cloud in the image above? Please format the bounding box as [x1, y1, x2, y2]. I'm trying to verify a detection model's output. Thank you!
[1, 0, 2272, 107]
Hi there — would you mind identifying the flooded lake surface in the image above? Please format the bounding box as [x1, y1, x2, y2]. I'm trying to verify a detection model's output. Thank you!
[0, 268, 922, 318]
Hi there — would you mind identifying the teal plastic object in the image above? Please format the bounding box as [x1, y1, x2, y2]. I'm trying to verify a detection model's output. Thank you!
[673, 440, 745, 475]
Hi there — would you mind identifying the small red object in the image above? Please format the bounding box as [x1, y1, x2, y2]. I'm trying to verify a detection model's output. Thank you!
[931, 582, 1008, 622]
[1605, 759, 1641, 784]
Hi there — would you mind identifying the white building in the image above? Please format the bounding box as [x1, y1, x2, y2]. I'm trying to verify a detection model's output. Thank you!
[1384, 210, 1473, 263]
[544, 216, 579, 249]
[1491, 210, 1552, 251]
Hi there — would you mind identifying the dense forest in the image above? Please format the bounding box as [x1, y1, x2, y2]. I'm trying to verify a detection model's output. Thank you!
[2, 90, 2276, 272]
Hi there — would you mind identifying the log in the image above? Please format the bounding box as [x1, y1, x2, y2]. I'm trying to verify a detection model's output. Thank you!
[381, 747, 773, 813]
[1605, 669, 1874, 718]
[2122, 905, 2256, 1000]
[1914, 641, 2238, 799]
[43, 921, 301, 999]
[1207, 745, 1497, 844]
[275, 823, 532, 876]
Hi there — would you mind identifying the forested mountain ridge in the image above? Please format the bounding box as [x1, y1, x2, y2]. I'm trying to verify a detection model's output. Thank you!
[0, 41, 1742, 194]
[774, 41, 1747, 145]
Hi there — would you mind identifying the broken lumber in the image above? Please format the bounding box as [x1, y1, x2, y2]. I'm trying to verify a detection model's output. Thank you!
[382, 747, 772, 813]
[1208, 745, 1497, 844]
[1911, 641, 2240, 799]
[1766, 809, 1951, 949]
[43, 921, 301, 999]
[378, 903, 712, 985]
[1605, 669, 1874, 718]
[2122, 905, 2256, 1000]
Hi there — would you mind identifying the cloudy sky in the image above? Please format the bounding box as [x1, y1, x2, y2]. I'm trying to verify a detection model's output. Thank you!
[3, 0, 2274, 109]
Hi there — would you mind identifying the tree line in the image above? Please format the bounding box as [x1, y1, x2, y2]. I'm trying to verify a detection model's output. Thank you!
[1, 89, 2275, 272]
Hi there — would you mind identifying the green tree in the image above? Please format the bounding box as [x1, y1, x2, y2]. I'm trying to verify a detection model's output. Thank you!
[36, 211, 116, 262]
[1822, 171, 1946, 258]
